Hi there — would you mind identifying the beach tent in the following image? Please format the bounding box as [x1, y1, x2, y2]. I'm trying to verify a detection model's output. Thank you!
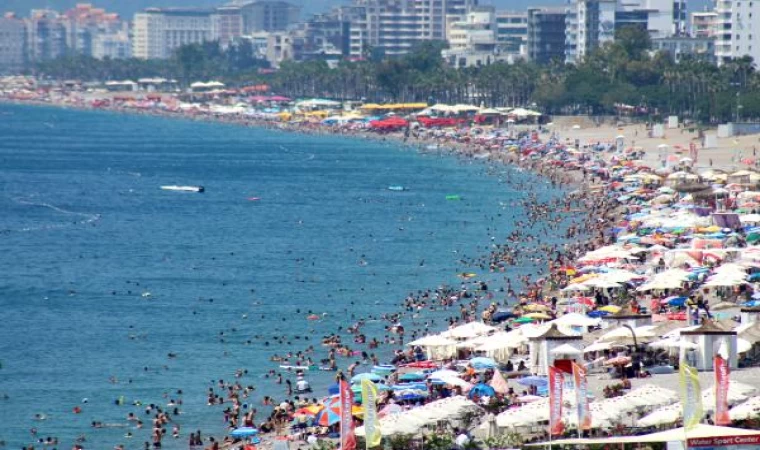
[530, 424, 760, 446]
[406, 334, 457, 359]
[552, 313, 600, 328]
[442, 321, 496, 339]
[296, 99, 341, 109]
[355, 396, 479, 436]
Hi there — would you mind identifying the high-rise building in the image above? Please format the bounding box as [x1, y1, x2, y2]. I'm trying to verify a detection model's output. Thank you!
[25, 9, 67, 62]
[443, 7, 502, 67]
[564, 0, 687, 63]
[714, 0, 760, 65]
[212, 6, 245, 45]
[133, 8, 214, 59]
[342, 0, 478, 57]
[60, 3, 123, 57]
[615, 0, 686, 38]
[690, 11, 717, 38]
[92, 29, 131, 59]
[564, 0, 616, 64]
[290, 13, 351, 61]
[495, 11, 527, 55]
[229, 0, 300, 33]
[652, 36, 714, 63]
[527, 7, 566, 64]
[132, 1, 298, 59]
[0, 13, 27, 73]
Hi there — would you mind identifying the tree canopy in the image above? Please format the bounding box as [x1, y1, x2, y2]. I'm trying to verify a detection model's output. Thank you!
[33, 35, 760, 124]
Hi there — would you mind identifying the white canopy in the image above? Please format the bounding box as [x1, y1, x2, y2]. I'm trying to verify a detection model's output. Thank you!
[553, 313, 601, 328]
[533, 424, 760, 446]
[550, 343, 582, 355]
[442, 321, 496, 339]
[407, 334, 457, 347]
[355, 396, 479, 436]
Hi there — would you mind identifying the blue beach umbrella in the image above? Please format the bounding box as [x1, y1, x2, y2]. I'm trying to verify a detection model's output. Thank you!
[517, 375, 548, 387]
[468, 383, 496, 399]
[398, 372, 425, 382]
[470, 357, 497, 370]
[491, 311, 516, 322]
[372, 364, 396, 376]
[668, 296, 687, 307]
[587, 310, 610, 318]
[327, 383, 340, 395]
[351, 372, 383, 384]
[230, 427, 259, 438]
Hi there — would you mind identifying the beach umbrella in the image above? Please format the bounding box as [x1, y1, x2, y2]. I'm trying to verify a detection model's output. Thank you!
[604, 356, 632, 366]
[314, 397, 342, 426]
[230, 427, 259, 438]
[524, 312, 551, 320]
[398, 372, 425, 382]
[470, 357, 497, 370]
[514, 317, 534, 323]
[516, 395, 543, 403]
[668, 296, 687, 307]
[491, 311, 516, 322]
[587, 310, 610, 318]
[295, 405, 323, 416]
[517, 375, 548, 387]
[523, 304, 551, 312]
[327, 383, 339, 395]
[468, 383, 496, 399]
[351, 372, 383, 384]
[598, 305, 621, 313]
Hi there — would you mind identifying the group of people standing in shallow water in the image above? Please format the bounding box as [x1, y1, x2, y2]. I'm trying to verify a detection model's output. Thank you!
[18, 126, 613, 450]
[181, 132, 613, 449]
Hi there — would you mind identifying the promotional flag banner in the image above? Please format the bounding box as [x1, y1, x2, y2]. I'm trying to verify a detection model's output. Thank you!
[339, 380, 357, 450]
[361, 379, 382, 448]
[572, 362, 591, 431]
[549, 366, 565, 436]
[715, 355, 731, 426]
[680, 361, 703, 430]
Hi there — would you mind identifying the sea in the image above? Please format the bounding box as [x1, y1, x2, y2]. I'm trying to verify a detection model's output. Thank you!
[0, 103, 571, 449]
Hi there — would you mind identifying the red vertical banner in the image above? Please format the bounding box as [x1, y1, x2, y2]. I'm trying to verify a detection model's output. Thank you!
[715, 355, 731, 426]
[339, 380, 357, 450]
[571, 362, 591, 431]
[549, 366, 565, 436]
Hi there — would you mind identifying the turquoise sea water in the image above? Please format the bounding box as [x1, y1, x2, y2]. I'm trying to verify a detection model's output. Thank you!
[0, 104, 568, 449]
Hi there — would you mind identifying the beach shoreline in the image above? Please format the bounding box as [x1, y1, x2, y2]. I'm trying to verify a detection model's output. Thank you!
[0, 92, 681, 450]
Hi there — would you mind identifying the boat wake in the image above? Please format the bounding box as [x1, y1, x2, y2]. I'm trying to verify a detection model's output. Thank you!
[8, 196, 101, 232]
[279, 145, 315, 161]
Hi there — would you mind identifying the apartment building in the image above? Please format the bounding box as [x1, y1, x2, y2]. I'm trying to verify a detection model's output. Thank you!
[565, 0, 616, 64]
[690, 11, 718, 38]
[495, 11, 527, 55]
[133, 8, 213, 59]
[527, 7, 566, 64]
[343, 0, 478, 57]
[25, 9, 67, 62]
[0, 14, 27, 73]
[715, 0, 760, 65]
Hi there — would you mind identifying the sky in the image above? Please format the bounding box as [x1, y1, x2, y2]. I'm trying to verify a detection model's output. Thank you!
[3, 0, 712, 21]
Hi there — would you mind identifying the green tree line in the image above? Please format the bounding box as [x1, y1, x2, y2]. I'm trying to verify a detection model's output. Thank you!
[33, 27, 760, 123]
